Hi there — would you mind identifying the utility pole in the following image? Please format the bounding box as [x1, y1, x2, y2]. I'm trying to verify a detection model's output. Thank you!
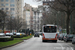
[70, 14, 72, 34]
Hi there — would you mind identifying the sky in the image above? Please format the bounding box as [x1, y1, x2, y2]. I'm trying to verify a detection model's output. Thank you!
[24, 0, 42, 8]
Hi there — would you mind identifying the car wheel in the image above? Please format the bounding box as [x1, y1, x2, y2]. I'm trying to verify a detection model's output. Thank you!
[65, 40, 68, 42]
[53, 40, 57, 43]
[72, 42, 75, 44]
[54, 40, 57, 43]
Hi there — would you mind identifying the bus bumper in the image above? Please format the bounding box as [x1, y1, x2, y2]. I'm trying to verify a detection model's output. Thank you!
[42, 38, 57, 41]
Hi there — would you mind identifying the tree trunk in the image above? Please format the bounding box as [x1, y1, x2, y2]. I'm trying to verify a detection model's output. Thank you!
[66, 13, 70, 34]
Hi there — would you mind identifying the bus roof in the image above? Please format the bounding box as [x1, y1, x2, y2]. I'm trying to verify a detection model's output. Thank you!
[43, 24, 57, 26]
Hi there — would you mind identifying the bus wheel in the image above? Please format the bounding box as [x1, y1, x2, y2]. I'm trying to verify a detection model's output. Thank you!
[42, 40, 46, 42]
[53, 40, 57, 43]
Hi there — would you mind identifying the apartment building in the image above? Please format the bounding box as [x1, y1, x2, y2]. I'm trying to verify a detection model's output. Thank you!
[33, 7, 42, 32]
[0, 0, 24, 18]
[23, 3, 33, 29]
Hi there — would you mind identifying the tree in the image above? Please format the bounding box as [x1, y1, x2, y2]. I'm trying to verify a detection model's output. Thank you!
[35, 0, 75, 34]
[42, 9, 66, 29]
[0, 10, 7, 32]
[49, 0, 75, 34]
[7, 17, 23, 32]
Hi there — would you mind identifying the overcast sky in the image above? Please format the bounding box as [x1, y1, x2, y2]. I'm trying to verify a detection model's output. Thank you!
[24, 0, 42, 8]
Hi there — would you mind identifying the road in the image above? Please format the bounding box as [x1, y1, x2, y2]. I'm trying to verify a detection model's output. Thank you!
[1, 36, 75, 50]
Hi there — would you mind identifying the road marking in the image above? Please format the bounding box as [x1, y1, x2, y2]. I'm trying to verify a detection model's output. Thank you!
[58, 43, 64, 50]
[65, 43, 74, 50]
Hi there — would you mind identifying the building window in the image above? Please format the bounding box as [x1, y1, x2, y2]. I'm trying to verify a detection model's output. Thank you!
[10, 8, 15, 11]
[11, 16, 15, 18]
[6, 4, 9, 6]
[1, 0, 4, 2]
[1, 8, 4, 10]
[11, 12, 15, 14]
[6, 8, 9, 10]
[1, 4, 4, 6]
[6, 0, 9, 2]
[10, 4, 15, 7]
[6, 12, 9, 14]
[10, 0, 14, 2]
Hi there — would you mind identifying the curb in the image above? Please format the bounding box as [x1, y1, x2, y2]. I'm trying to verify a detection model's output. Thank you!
[0, 40, 24, 50]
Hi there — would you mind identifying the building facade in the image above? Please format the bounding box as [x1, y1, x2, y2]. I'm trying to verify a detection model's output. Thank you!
[0, 0, 24, 18]
[23, 3, 33, 30]
[33, 8, 42, 32]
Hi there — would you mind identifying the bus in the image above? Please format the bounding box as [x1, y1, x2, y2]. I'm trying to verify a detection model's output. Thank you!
[42, 24, 58, 42]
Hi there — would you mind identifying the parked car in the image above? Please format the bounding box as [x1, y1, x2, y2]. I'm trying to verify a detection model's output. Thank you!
[15, 33, 23, 38]
[57, 34, 63, 40]
[72, 35, 75, 44]
[21, 32, 26, 36]
[62, 33, 67, 40]
[6, 33, 13, 36]
[0, 33, 13, 41]
[13, 32, 16, 35]
[64, 34, 74, 42]
[34, 33, 39, 37]
[5, 33, 10, 36]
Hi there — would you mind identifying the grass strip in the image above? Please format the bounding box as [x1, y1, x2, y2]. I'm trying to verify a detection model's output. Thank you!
[0, 40, 23, 48]
[0, 35, 33, 48]
[14, 35, 33, 40]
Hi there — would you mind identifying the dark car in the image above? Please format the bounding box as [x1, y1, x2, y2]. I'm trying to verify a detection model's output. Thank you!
[57, 33, 67, 40]
[64, 34, 74, 42]
[72, 35, 75, 44]
[34, 33, 39, 37]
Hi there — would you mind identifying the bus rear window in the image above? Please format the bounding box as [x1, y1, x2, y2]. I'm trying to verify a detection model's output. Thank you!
[44, 26, 57, 33]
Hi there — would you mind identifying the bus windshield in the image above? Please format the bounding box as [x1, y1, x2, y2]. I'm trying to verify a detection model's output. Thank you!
[44, 26, 57, 33]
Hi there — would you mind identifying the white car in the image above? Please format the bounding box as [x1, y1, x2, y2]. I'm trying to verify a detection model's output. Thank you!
[0, 33, 5, 38]
[15, 33, 23, 38]
[6, 33, 13, 36]
[21, 33, 26, 36]
[0, 33, 11, 38]
[0, 33, 12, 41]
[16, 33, 22, 35]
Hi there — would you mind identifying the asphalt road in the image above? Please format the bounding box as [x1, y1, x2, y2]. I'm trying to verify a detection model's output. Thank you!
[1, 36, 75, 50]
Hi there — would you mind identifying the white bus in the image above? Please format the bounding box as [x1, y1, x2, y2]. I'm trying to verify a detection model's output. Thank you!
[42, 24, 58, 42]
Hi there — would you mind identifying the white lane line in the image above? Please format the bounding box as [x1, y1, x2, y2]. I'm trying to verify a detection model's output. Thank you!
[58, 43, 64, 50]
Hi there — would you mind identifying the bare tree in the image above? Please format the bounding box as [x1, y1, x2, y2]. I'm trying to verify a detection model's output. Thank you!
[0, 10, 7, 32]
[7, 17, 22, 32]
[35, 0, 75, 34]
